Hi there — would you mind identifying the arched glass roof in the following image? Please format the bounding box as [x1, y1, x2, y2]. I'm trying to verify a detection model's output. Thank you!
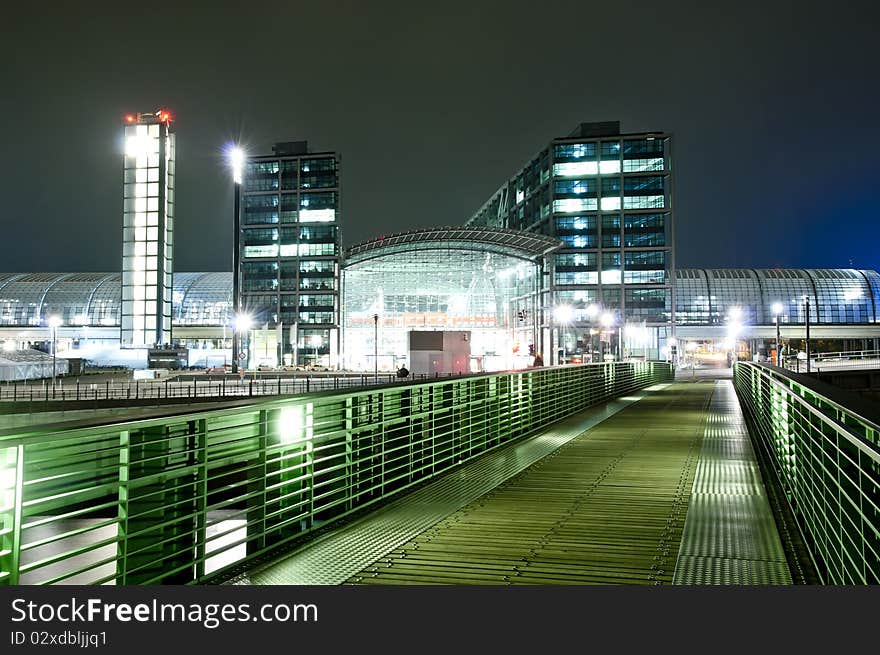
[345, 227, 562, 265]
[675, 268, 879, 325]
[0, 273, 233, 327]
[0, 267, 877, 329]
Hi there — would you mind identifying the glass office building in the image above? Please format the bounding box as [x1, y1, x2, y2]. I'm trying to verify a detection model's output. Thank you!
[467, 122, 673, 362]
[238, 142, 341, 368]
[121, 110, 175, 348]
[341, 228, 559, 372]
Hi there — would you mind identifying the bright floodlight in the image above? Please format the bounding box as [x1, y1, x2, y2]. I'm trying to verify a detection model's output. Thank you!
[600, 312, 614, 328]
[771, 302, 784, 315]
[234, 313, 252, 333]
[585, 303, 599, 318]
[553, 304, 573, 323]
[309, 335, 322, 347]
[728, 306, 742, 321]
[230, 146, 244, 184]
[48, 315, 62, 329]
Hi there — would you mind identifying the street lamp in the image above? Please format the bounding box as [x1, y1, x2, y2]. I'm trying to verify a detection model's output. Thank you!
[234, 312, 252, 372]
[585, 304, 599, 362]
[48, 315, 62, 389]
[229, 145, 245, 373]
[771, 302, 784, 367]
[600, 312, 615, 360]
[553, 304, 574, 364]
[726, 306, 742, 366]
[685, 340, 698, 380]
[309, 334, 322, 367]
[803, 295, 811, 373]
[373, 313, 379, 380]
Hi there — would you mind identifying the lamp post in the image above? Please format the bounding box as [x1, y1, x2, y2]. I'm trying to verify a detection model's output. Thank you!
[585, 304, 599, 362]
[373, 313, 379, 380]
[726, 306, 742, 367]
[310, 334, 322, 367]
[229, 146, 244, 374]
[600, 312, 614, 360]
[771, 302, 784, 367]
[234, 313, 252, 375]
[552, 304, 574, 365]
[48, 315, 62, 389]
[803, 295, 811, 373]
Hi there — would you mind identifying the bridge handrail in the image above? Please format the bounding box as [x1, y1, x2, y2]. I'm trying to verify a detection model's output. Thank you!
[0, 361, 673, 586]
[733, 361, 880, 584]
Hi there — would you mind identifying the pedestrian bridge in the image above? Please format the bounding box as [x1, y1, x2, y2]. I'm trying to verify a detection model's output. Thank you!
[1, 361, 877, 585]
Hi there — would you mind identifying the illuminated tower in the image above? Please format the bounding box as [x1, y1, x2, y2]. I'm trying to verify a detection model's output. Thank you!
[121, 109, 175, 347]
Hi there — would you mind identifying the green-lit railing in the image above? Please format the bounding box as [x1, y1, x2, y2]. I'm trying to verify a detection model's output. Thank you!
[733, 362, 880, 584]
[0, 361, 672, 585]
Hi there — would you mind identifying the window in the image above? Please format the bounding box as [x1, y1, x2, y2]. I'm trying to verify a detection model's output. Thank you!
[299, 225, 337, 242]
[243, 194, 279, 225]
[280, 194, 299, 222]
[280, 160, 298, 190]
[555, 179, 597, 197]
[299, 260, 335, 275]
[625, 288, 667, 321]
[555, 271, 599, 285]
[560, 234, 597, 248]
[622, 176, 665, 209]
[244, 161, 279, 192]
[601, 252, 621, 284]
[299, 311, 335, 324]
[299, 294, 335, 309]
[601, 215, 620, 247]
[554, 198, 597, 213]
[622, 139, 665, 172]
[300, 158, 337, 189]
[555, 215, 597, 232]
[556, 253, 597, 270]
[553, 142, 596, 161]
[624, 214, 665, 247]
[300, 191, 337, 210]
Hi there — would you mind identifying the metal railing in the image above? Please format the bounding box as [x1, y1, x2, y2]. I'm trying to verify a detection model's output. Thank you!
[0, 361, 672, 585]
[0, 373, 437, 404]
[733, 361, 880, 584]
[781, 349, 880, 373]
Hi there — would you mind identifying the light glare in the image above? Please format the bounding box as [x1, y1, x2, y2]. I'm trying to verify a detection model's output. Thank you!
[230, 146, 244, 184]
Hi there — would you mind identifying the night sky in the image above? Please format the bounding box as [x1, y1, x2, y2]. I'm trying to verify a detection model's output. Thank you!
[3, 1, 878, 273]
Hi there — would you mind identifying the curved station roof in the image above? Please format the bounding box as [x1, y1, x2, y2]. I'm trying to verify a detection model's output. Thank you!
[345, 227, 562, 265]
[2, 267, 879, 329]
[675, 268, 880, 325]
[0, 272, 231, 328]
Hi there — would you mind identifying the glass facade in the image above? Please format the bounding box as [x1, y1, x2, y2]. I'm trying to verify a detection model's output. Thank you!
[238, 145, 341, 367]
[121, 111, 174, 347]
[341, 228, 556, 372]
[1, 269, 878, 365]
[0, 273, 233, 328]
[466, 123, 673, 362]
[674, 269, 880, 326]
[120, 111, 175, 348]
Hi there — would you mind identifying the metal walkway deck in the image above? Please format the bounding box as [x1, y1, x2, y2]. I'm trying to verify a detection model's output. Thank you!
[232, 381, 792, 585]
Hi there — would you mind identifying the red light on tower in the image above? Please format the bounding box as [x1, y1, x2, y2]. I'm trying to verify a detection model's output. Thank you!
[125, 114, 135, 123]
[157, 109, 172, 123]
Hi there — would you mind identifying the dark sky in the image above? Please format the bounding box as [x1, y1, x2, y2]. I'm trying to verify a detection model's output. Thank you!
[2, 0, 878, 273]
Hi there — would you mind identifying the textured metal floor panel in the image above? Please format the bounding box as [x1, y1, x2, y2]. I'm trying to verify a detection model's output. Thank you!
[345, 383, 712, 585]
[672, 380, 792, 585]
[228, 387, 664, 585]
